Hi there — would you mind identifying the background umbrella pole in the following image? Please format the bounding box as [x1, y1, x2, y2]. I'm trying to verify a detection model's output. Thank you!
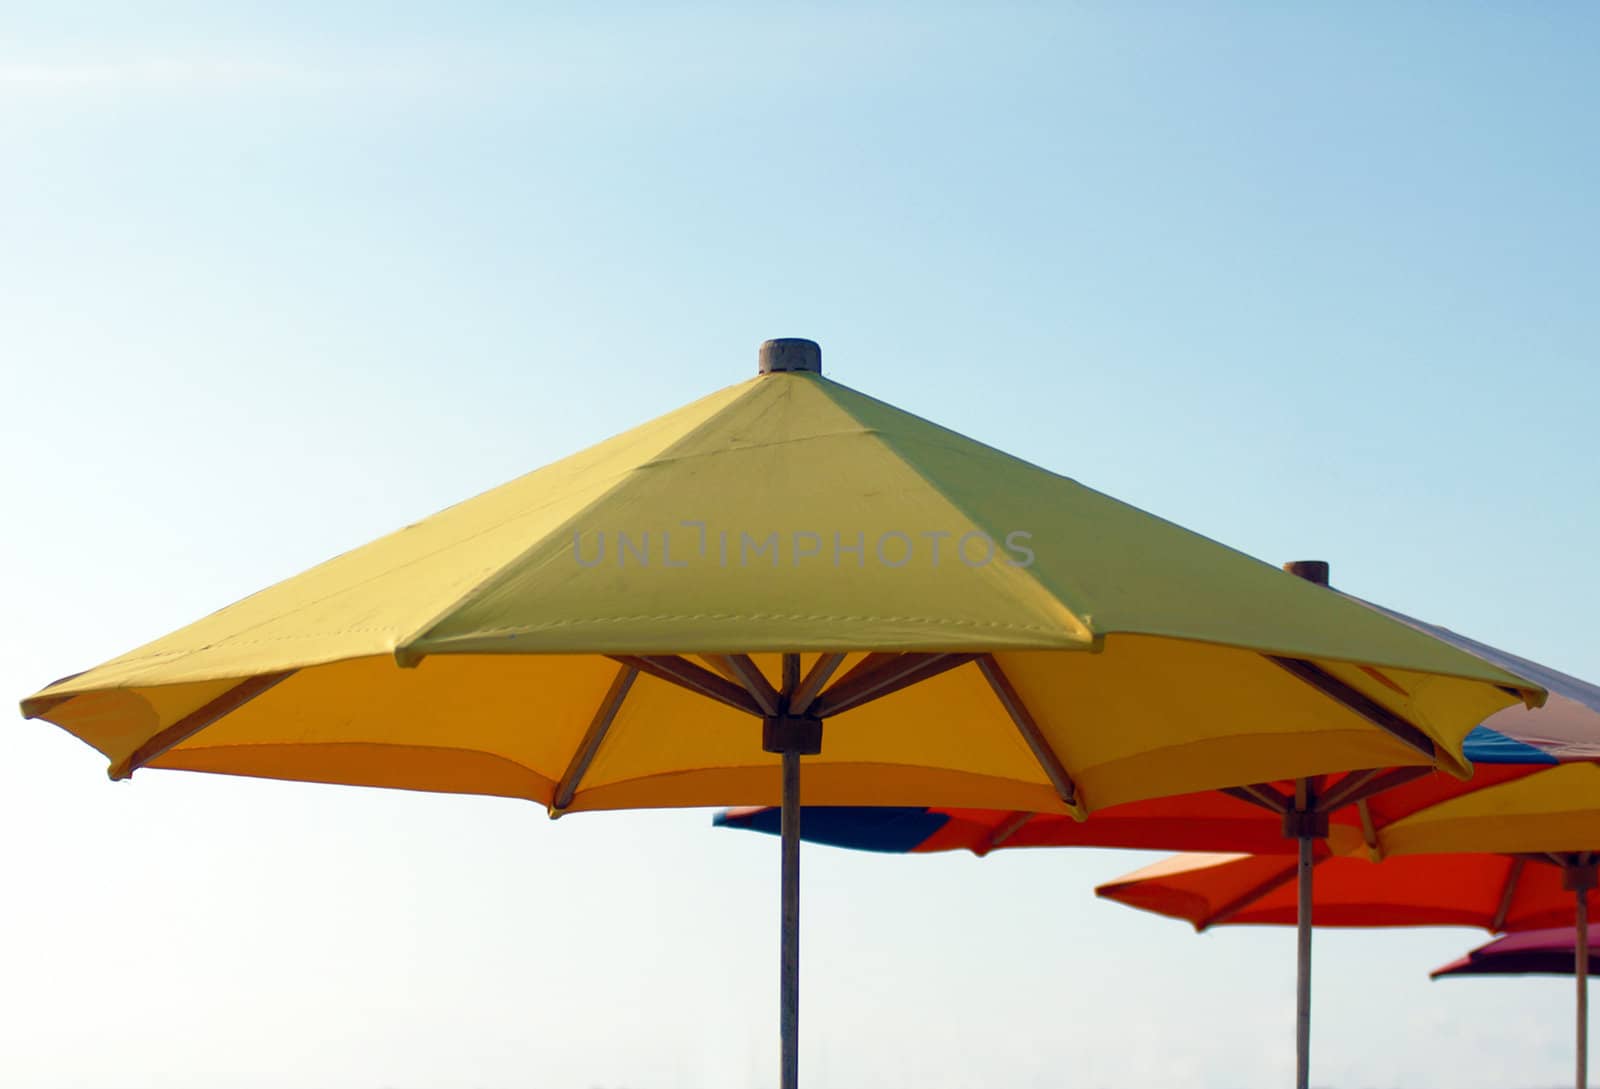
[1575, 856, 1597, 1089]
[1285, 777, 1325, 1089]
[1579, 884, 1589, 1089]
[1566, 857, 1596, 1089]
[781, 746, 801, 1089]
[1297, 830, 1313, 1089]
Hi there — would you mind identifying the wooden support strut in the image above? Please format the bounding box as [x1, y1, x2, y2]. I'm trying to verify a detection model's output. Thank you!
[608, 654, 764, 716]
[811, 652, 977, 718]
[551, 664, 638, 814]
[1491, 857, 1527, 932]
[975, 655, 1078, 809]
[703, 654, 781, 717]
[1266, 656, 1437, 760]
[788, 653, 846, 716]
[781, 653, 801, 697]
[1199, 858, 1303, 930]
[1357, 799, 1379, 851]
[1314, 765, 1431, 814]
[111, 670, 297, 779]
[1221, 782, 1293, 815]
[975, 812, 1034, 857]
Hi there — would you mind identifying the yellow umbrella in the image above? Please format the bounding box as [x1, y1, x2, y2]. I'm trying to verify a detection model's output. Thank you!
[1341, 762, 1600, 858]
[20, 339, 1540, 1089]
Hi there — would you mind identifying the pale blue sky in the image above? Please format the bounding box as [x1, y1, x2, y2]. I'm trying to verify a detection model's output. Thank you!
[1, 5, 1596, 1088]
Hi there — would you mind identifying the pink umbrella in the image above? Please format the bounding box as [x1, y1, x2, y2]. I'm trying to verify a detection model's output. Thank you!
[1433, 925, 1598, 1085]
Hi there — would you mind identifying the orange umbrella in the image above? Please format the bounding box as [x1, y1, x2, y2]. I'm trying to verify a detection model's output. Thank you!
[1097, 843, 1600, 1087]
[1095, 849, 1597, 933]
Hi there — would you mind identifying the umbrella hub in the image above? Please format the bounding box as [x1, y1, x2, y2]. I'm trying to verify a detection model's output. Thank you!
[1565, 860, 1599, 893]
[1282, 779, 1328, 841]
[763, 713, 824, 756]
[1282, 808, 1330, 839]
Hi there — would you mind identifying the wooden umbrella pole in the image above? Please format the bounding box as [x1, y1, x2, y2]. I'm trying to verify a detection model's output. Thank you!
[781, 746, 801, 1089]
[768, 652, 813, 1089]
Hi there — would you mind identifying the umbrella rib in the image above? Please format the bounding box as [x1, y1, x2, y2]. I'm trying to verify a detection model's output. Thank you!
[1221, 784, 1292, 814]
[1266, 656, 1436, 760]
[551, 664, 638, 814]
[812, 653, 978, 718]
[1314, 765, 1431, 814]
[19, 687, 81, 719]
[110, 670, 297, 780]
[1491, 857, 1527, 932]
[702, 654, 780, 716]
[975, 811, 1034, 856]
[1200, 856, 1307, 930]
[1313, 768, 1380, 812]
[789, 653, 846, 715]
[608, 654, 763, 716]
[1356, 799, 1379, 850]
[975, 655, 1078, 809]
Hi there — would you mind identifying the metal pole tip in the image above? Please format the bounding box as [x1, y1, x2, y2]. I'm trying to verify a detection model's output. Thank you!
[758, 339, 822, 375]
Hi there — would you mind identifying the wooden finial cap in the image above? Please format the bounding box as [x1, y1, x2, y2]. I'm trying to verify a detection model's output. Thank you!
[758, 339, 821, 375]
[1283, 560, 1331, 586]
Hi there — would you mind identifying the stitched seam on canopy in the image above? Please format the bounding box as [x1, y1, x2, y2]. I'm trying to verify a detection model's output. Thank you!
[814, 379, 1096, 639]
[824, 381, 1534, 695]
[63, 386, 758, 679]
[69, 614, 1079, 664]
[394, 378, 791, 655]
[427, 614, 1082, 637]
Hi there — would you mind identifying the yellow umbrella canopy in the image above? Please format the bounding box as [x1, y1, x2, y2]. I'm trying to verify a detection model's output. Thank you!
[21, 342, 1536, 815]
[18, 339, 1542, 1089]
[1336, 762, 1600, 859]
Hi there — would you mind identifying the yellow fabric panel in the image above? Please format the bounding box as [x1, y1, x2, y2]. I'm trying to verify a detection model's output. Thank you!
[564, 765, 1068, 813]
[408, 377, 1091, 657]
[36, 675, 242, 765]
[814, 378, 1544, 688]
[154, 744, 558, 802]
[136, 654, 617, 786]
[1106, 853, 1254, 882]
[997, 637, 1507, 785]
[19, 381, 753, 695]
[1361, 762, 1600, 857]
